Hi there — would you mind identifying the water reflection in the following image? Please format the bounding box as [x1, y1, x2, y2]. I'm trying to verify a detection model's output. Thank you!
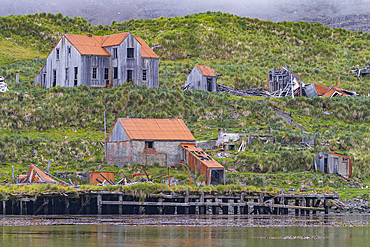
[0, 215, 369, 247]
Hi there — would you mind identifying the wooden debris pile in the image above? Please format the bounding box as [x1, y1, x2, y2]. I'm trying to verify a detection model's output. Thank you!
[352, 65, 370, 81]
[217, 84, 271, 97]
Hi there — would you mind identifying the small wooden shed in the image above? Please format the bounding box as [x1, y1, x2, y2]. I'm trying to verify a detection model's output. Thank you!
[184, 65, 217, 92]
[316, 152, 352, 179]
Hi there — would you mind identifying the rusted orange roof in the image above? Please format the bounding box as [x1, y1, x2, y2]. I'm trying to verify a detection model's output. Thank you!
[329, 152, 350, 160]
[333, 86, 356, 96]
[322, 87, 343, 98]
[65, 34, 110, 56]
[181, 144, 224, 169]
[118, 118, 195, 141]
[102, 32, 130, 47]
[313, 83, 330, 96]
[195, 65, 216, 77]
[24, 164, 58, 184]
[135, 37, 159, 58]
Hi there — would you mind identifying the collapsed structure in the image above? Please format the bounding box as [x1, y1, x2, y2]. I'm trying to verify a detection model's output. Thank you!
[106, 118, 225, 185]
[268, 67, 357, 98]
[268, 67, 305, 97]
[0, 76, 8, 93]
[18, 164, 58, 184]
[315, 152, 352, 180]
[352, 65, 370, 81]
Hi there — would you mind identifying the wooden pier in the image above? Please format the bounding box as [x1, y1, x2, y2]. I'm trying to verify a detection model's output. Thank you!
[0, 190, 338, 216]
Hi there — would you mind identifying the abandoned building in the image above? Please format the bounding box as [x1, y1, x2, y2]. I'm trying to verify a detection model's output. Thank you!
[36, 32, 159, 88]
[184, 65, 217, 92]
[106, 118, 225, 185]
[268, 67, 305, 97]
[315, 152, 352, 179]
[268, 67, 357, 98]
[353, 65, 370, 81]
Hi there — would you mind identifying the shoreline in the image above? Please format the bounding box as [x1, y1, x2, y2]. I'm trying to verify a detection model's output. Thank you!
[1, 214, 370, 227]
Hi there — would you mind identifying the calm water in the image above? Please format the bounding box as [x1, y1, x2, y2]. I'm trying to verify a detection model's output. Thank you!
[1, 215, 369, 247]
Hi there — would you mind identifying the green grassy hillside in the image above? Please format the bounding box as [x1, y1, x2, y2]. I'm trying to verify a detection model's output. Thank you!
[0, 13, 369, 196]
[0, 12, 369, 93]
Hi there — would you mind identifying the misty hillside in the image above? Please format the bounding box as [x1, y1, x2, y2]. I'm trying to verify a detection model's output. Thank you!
[0, 0, 369, 32]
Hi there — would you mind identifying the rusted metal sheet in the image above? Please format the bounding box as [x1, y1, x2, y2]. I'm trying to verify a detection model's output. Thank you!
[181, 143, 225, 185]
[89, 172, 115, 185]
[117, 118, 195, 141]
[19, 164, 58, 184]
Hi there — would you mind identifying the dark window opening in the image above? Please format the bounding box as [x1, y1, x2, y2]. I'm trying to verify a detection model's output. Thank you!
[145, 141, 153, 149]
[324, 156, 328, 173]
[43, 73, 46, 88]
[68, 47, 71, 55]
[56, 49, 60, 60]
[142, 70, 147, 81]
[207, 77, 213, 91]
[65, 68, 68, 82]
[127, 70, 133, 82]
[53, 70, 57, 87]
[127, 48, 134, 58]
[92, 67, 97, 79]
[74, 67, 78, 86]
[113, 48, 118, 59]
[104, 68, 109, 80]
[113, 67, 118, 79]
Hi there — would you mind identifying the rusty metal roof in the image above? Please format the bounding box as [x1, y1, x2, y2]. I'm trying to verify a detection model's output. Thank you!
[181, 144, 224, 169]
[118, 118, 195, 141]
[102, 32, 130, 47]
[23, 164, 58, 184]
[312, 83, 330, 96]
[322, 87, 343, 98]
[65, 34, 110, 56]
[195, 65, 216, 77]
[135, 37, 159, 58]
[329, 152, 350, 159]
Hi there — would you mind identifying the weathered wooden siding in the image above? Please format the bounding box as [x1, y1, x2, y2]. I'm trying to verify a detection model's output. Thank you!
[80, 55, 110, 87]
[44, 37, 82, 88]
[316, 152, 351, 178]
[107, 121, 130, 142]
[141, 58, 159, 88]
[186, 67, 217, 92]
[40, 33, 158, 89]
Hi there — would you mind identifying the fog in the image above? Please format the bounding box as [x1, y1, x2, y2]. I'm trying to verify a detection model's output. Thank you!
[0, 0, 368, 26]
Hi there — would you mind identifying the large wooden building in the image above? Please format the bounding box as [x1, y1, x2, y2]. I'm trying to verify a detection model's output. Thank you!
[106, 118, 225, 185]
[36, 32, 159, 88]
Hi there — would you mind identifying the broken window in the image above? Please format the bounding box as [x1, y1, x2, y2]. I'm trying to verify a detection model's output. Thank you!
[127, 48, 134, 58]
[113, 67, 118, 79]
[145, 141, 154, 149]
[92, 67, 97, 79]
[56, 49, 60, 60]
[113, 48, 118, 59]
[142, 70, 147, 81]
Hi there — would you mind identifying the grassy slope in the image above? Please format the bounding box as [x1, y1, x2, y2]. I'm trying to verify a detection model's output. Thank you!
[0, 12, 369, 93]
[0, 12, 369, 198]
